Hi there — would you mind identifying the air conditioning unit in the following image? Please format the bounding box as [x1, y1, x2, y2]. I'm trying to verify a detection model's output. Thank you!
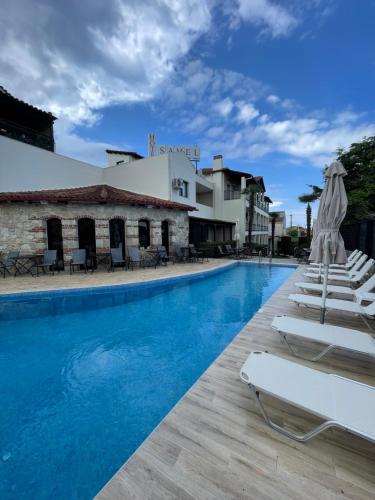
[172, 178, 184, 189]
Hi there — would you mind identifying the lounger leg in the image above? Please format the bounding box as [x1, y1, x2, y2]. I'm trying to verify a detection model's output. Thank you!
[280, 333, 335, 362]
[249, 385, 339, 442]
[360, 314, 374, 332]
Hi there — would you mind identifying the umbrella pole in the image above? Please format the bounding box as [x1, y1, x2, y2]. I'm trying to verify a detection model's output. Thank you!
[320, 263, 329, 324]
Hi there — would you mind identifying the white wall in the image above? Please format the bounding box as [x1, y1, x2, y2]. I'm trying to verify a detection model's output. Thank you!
[0, 135, 102, 192]
[102, 154, 169, 198]
[168, 152, 198, 207]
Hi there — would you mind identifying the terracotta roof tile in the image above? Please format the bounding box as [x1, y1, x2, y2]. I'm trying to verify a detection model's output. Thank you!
[0, 184, 196, 211]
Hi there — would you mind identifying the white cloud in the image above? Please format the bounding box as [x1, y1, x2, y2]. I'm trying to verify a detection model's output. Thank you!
[54, 121, 128, 166]
[266, 94, 280, 104]
[236, 102, 260, 123]
[270, 200, 284, 208]
[236, 0, 298, 38]
[214, 97, 235, 117]
[0, 0, 212, 125]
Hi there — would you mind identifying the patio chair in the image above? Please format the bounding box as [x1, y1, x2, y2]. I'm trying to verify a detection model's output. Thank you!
[306, 254, 368, 276]
[217, 245, 230, 258]
[189, 244, 204, 263]
[240, 351, 375, 443]
[271, 315, 375, 361]
[157, 246, 170, 266]
[295, 271, 375, 299]
[32, 249, 57, 277]
[0, 250, 20, 278]
[309, 249, 362, 270]
[172, 245, 185, 263]
[110, 247, 127, 271]
[69, 249, 87, 274]
[225, 244, 235, 256]
[289, 292, 375, 330]
[127, 247, 146, 270]
[303, 258, 374, 285]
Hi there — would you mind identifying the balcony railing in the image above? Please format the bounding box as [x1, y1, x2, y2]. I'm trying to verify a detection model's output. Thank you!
[224, 190, 241, 200]
[251, 224, 268, 231]
[0, 118, 54, 152]
[254, 200, 269, 212]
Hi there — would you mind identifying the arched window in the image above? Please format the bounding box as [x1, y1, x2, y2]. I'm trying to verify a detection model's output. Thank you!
[109, 219, 125, 258]
[46, 218, 64, 269]
[138, 219, 150, 248]
[78, 218, 96, 256]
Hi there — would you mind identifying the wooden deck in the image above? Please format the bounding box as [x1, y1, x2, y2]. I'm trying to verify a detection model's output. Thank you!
[97, 264, 375, 500]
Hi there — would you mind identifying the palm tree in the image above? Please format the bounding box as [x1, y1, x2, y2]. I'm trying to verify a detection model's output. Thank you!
[298, 185, 322, 243]
[269, 212, 279, 255]
[241, 181, 259, 254]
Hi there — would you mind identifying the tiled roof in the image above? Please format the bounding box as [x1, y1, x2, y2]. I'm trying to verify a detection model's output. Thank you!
[105, 149, 144, 159]
[0, 86, 56, 120]
[0, 184, 196, 211]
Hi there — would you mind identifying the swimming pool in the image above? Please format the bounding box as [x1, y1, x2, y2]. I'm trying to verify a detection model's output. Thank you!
[0, 262, 295, 499]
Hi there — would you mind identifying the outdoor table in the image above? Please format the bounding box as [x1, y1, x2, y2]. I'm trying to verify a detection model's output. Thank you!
[88, 252, 112, 272]
[15, 254, 43, 276]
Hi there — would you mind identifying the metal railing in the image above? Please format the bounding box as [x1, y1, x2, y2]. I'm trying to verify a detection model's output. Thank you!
[0, 118, 54, 152]
[224, 190, 241, 200]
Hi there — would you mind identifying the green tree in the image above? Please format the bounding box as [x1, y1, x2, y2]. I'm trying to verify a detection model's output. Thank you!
[298, 185, 322, 242]
[336, 136, 375, 223]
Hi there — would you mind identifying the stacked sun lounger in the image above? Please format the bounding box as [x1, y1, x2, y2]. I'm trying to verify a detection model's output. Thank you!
[240, 249, 375, 445]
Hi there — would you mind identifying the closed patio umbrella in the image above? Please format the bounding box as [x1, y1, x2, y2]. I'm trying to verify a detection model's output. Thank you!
[309, 160, 348, 323]
[235, 218, 241, 251]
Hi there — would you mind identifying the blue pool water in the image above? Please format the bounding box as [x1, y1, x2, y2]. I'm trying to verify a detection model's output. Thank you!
[0, 263, 294, 499]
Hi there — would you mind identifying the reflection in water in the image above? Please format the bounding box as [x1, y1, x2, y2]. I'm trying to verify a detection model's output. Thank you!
[0, 264, 294, 500]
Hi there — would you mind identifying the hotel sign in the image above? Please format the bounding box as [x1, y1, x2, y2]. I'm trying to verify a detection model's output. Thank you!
[148, 133, 200, 161]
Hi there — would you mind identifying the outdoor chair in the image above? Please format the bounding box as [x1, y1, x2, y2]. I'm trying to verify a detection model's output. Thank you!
[69, 249, 87, 274]
[127, 247, 149, 270]
[217, 245, 228, 258]
[240, 351, 375, 443]
[157, 246, 170, 265]
[306, 254, 368, 276]
[309, 249, 362, 270]
[172, 245, 185, 263]
[33, 249, 57, 277]
[188, 244, 204, 263]
[295, 271, 375, 299]
[0, 250, 20, 278]
[304, 258, 374, 285]
[289, 292, 375, 330]
[110, 247, 127, 271]
[225, 244, 235, 256]
[272, 315, 375, 362]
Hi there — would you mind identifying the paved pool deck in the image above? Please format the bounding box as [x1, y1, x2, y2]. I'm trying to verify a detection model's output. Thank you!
[0, 257, 292, 295]
[96, 263, 375, 500]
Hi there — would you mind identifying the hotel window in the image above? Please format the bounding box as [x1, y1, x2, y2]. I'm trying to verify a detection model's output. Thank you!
[179, 180, 189, 198]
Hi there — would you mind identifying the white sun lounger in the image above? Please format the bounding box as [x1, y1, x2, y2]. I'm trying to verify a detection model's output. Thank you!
[306, 254, 367, 276]
[289, 293, 375, 330]
[240, 351, 375, 443]
[309, 249, 362, 270]
[271, 315, 375, 361]
[295, 271, 375, 298]
[304, 258, 374, 284]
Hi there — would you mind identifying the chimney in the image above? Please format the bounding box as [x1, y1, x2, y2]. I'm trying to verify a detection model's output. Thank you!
[213, 154, 223, 171]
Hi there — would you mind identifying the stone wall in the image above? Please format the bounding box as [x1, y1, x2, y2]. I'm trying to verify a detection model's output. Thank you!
[0, 203, 189, 263]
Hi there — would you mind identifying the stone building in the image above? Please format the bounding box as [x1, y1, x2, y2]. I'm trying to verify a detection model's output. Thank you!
[0, 184, 192, 268]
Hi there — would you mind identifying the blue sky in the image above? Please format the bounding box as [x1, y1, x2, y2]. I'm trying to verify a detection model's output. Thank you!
[1, 0, 375, 224]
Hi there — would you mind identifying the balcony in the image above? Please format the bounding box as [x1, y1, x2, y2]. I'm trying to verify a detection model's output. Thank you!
[0, 118, 54, 152]
[224, 189, 241, 200]
[254, 200, 269, 212]
[251, 224, 268, 232]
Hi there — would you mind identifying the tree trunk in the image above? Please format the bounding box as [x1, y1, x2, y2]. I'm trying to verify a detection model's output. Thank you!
[306, 203, 312, 244]
[271, 219, 276, 255]
[247, 191, 255, 253]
